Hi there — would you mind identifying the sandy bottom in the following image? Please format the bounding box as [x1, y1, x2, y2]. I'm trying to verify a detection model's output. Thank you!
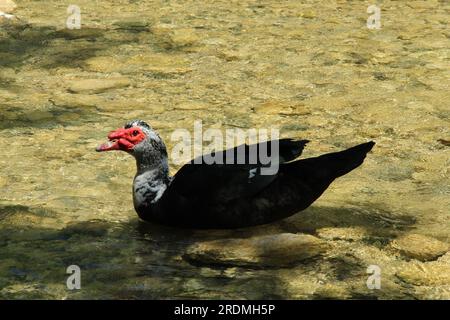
[0, 0, 448, 299]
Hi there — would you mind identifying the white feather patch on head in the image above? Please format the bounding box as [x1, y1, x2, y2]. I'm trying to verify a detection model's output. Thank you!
[125, 120, 159, 140]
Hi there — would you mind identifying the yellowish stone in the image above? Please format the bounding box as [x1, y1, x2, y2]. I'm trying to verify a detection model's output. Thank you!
[0, 0, 16, 13]
[186, 233, 328, 267]
[67, 78, 131, 94]
[390, 233, 449, 261]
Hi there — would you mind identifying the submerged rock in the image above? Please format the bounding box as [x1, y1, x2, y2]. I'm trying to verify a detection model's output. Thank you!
[317, 227, 367, 241]
[396, 261, 450, 286]
[67, 78, 131, 94]
[253, 100, 311, 116]
[438, 252, 450, 264]
[129, 53, 192, 75]
[151, 24, 199, 50]
[390, 233, 449, 261]
[85, 53, 192, 76]
[0, 0, 16, 13]
[299, 10, 317, 19]
[61, 220, 111, 237]
[168, 28, 199, 49]
[113, 19, 149, 32]
[185, 233, 328, 267]
[51, 93, 104, 108]
[54, 28, 103, 40]
[174, 101, 210, 110]
[437, 139, 450, 147]
[84, 56, 125, 73]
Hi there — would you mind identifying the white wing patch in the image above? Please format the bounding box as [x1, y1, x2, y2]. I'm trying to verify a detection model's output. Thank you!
[248, 168, 258, 180]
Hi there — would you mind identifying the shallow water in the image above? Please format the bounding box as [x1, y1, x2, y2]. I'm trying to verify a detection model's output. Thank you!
[0, 0, 449, 299]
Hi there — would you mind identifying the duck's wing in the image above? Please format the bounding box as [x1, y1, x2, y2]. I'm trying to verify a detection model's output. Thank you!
[168, 139, 309, 202]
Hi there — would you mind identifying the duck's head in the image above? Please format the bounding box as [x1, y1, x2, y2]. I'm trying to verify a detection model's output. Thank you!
[96, 120, 166, 160]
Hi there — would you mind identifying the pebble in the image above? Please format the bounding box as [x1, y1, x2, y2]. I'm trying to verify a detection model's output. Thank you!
[185, 233, 328, 267]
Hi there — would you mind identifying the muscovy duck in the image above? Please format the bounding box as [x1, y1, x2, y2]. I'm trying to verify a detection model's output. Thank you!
[96, 120, 375, 229]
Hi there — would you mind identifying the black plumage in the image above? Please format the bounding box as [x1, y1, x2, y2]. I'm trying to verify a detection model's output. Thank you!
[148, 139, 374, 228]
[97, 121, 375, 229]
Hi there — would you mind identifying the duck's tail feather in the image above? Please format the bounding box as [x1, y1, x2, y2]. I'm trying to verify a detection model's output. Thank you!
[318, 141, 375, 178]
[288, 141, 375, 184]
[279, 139, 310, 162]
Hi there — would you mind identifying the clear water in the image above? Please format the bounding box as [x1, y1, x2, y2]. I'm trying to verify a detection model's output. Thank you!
[0, 0, 449, 299]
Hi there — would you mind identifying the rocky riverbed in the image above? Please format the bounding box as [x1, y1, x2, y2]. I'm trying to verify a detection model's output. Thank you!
[0, 0, 449, 299]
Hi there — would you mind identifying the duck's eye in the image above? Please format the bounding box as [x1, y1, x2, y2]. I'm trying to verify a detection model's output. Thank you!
[132, 130, 139, 136]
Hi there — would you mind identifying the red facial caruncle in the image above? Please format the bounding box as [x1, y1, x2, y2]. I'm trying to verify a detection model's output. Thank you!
[96, 126, 146, 152]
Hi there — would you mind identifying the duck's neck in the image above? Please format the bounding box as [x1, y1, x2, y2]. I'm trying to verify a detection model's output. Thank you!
[132, 153, 170, 213]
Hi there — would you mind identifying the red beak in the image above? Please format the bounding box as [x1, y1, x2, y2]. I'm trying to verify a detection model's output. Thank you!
[96, 128, 132, 152]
